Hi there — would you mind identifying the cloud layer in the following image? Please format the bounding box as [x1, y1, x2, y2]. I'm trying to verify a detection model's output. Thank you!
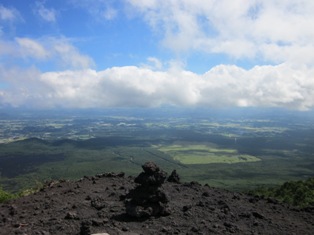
[1, 63, 314, 110]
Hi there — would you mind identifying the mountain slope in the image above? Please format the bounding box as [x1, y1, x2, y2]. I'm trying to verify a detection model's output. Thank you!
[0, 167, 313, 235]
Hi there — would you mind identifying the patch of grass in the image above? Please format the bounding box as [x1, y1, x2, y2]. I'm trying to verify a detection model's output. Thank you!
[250, 177, 314, 208]
[156, 143, 260, 165]
[173, 153, 259, 165]
[0, 187, 16, 203]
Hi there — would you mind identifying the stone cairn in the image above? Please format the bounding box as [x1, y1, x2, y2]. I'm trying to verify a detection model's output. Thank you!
[125, 162, 170, 218]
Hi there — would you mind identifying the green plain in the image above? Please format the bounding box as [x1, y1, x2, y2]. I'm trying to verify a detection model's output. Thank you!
[157, 144, 260, 165]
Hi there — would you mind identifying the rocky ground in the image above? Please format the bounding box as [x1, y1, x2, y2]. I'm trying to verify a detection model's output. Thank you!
[0, 162, 313, 235]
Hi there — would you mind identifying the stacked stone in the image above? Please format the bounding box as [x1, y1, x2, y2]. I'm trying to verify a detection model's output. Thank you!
[125, 162, 170, 218]
[167, 169, 180, 183]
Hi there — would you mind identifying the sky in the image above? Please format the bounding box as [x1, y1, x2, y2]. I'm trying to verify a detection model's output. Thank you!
[0, 0, 314, 110]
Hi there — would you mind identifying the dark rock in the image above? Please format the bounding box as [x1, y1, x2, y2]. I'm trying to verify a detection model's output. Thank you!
[232, 194, 241, 200]
[302, 207, 314, 213]
[36, 231, 50, 235]
[125, 203, 153, 218]
[125, 162, 170, 218]
[134, 171, 167, 186]
[64, 211, 79, 220]
[161, 226, 170, 233]
[182, 205, 192, 212]
[83, 176, 91, 180]
[189, 181, 201, 186]
[134, 162, 167, 187]
[196, 201, 205, 207]
[102, 172, 125, 178]
[239, 212, 251, 218]
[142, 162, 160, 174]
[224, 222, 239, 233]
[267, 197, 279, 204]
[80, 221, 91, 235]
[191, 226, 199, 232]
[249, 196, 260, 203]
[252, 211, 265, 220]
[122, 226, 129, 231]
[91, 197, 107, 210]
[224, 222, 233, 228]
[9, 205, 17, 216]
[167, 170, 180, 183]
[91, 219, 103, 226]
[202, 191, 210, 197]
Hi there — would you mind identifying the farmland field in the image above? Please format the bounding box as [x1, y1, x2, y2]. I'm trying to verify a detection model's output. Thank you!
[156, 143, 260, 164]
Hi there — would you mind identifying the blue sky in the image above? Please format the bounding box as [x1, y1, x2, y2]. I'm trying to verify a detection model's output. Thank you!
[1, 0, 314, 110]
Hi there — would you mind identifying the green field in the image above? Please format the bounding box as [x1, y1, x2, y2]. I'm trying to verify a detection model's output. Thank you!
[156, 143, 260, 164]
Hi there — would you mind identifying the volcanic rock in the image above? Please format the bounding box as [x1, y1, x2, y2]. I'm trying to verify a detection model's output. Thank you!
[167, 170, 180, 183]
[125, 162, 170, 218]
[80, 221, 91, 235]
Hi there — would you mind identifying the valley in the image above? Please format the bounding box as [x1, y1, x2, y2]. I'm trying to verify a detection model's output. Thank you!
[1, 108, 314, 192]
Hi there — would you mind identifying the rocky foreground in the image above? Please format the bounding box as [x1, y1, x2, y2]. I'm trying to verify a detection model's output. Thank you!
[0, 162, 313, 235]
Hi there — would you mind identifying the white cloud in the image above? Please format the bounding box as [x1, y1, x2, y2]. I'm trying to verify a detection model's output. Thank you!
[127, 0, 314, 66]
[141, 57, 163, 70]
[1, 63, 314, 110]
[0, 37, 94, 69]
[0, 5, 20, 21]
[35, 1, 57, 23]
[50, 38, 94, 69]
[70, 0, 119, 21]
[0, 66, 45, 107]
[102, 7, 117, 20]
[16, 38, 49, 59]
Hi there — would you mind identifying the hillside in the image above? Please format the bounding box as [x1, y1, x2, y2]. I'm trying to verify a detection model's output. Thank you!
[0, 162, 313, 235]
